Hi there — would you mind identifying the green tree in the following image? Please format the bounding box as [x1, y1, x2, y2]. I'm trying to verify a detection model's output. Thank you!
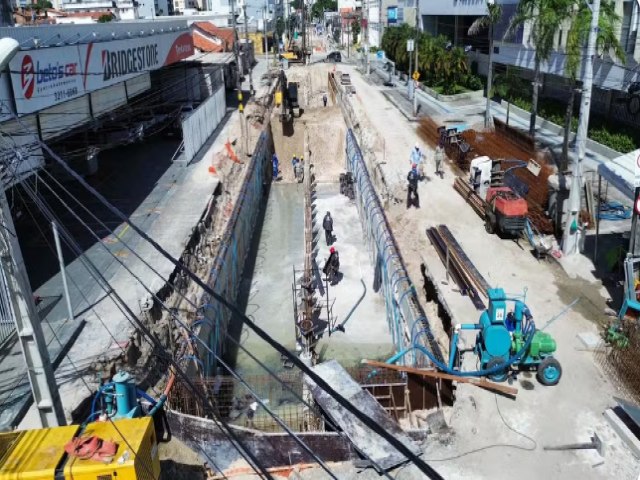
[311, 0, 337, 22]
[492, 67, 527, 126]
[468, 3, 502, 127]
[275, 17, 285, 38]
[505, 0, 575, 138]
[351, 19, 360, 44]
[97, 13, 113, 22]
[560, 0, 624, 168]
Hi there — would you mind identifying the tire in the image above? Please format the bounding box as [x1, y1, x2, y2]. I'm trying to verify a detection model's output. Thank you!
[486, 357, 508, 383]
[537, 357, 562, 386]
[485, 216, 495, 234]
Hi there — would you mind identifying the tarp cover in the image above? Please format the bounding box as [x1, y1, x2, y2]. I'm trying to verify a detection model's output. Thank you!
[304, 360, 421, 471]
[597, 149, 640, 201]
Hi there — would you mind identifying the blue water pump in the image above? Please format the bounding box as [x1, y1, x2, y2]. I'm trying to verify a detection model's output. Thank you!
[448, 288, 562, 385]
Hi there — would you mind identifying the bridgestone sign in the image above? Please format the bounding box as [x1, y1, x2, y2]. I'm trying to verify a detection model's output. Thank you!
[10, 31, 194, 115]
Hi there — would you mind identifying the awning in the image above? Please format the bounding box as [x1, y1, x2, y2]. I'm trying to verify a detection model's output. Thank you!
[596, 148, 640, 201]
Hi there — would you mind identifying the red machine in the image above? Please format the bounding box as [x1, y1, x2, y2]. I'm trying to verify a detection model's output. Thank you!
[484, 186, 528, 236]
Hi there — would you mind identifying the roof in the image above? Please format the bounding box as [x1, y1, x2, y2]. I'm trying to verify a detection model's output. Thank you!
[597, 148, 640, 201]
[193, 30, 225, 52]
[192, 21, 235, 48]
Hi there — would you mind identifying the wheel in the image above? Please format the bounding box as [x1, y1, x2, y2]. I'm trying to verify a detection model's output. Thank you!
[537, 357, 562, 386]
[485, 217, 495, 234]
[486, 357, 508, 383]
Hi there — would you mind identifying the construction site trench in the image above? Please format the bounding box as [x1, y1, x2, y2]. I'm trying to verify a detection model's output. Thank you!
[169, 64, 452, 438]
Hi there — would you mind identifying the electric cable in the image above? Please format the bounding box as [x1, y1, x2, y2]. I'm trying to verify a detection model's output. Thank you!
[18, 181, 272, 480]
[27, 172, 345, 480]
[36, 167, 398, 478]
[13, 127, 445, 478]
[423, 394, 537, 462]
[25, 168, 375, 478]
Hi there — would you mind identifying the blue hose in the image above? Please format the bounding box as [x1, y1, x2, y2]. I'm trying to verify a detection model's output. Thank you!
[90, 383, 114, 420]
[414, 320, 537, 377]
[599, 201, 632, 221]
[136, 388, 158, 406]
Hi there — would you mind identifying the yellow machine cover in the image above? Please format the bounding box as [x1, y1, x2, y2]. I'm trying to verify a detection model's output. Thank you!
[0, 417, 159, 480]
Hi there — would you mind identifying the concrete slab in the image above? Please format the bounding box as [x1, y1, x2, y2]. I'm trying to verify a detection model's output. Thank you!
[604, 407, 640, 459]
[313, 183, 394, 367]
[233, 183, 305, 377]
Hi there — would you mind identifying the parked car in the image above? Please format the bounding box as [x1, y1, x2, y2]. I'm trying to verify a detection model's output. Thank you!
[325, 51, 342, 63]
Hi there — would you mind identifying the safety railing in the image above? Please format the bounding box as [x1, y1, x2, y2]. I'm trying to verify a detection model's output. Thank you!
[345, 129, 443, 364]
[0, 266, 15, 348]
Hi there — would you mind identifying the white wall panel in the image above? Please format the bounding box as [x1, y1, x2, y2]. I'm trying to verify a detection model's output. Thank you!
[91, 83, 128, 117]
[39, 95, 91, 140]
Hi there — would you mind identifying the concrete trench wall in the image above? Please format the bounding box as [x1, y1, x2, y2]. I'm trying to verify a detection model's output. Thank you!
[196, 130, 273, 375]
[345, 129, 444, 364]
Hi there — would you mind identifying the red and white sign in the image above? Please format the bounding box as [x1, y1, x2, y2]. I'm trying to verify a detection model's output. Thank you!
[635, 152, 640, 188]
[79, 32, 193, 92]
[10, 31, 194, 115]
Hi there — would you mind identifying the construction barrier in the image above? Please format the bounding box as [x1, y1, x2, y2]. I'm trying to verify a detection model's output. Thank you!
[182, 72, 227, 165]
[345, 129, 444, 364]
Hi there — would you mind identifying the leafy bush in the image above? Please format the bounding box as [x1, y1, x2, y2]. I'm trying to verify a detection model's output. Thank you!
[589, 128, 637, 153]
[508, 95, 638, 153]
[464, 74, 483, 91]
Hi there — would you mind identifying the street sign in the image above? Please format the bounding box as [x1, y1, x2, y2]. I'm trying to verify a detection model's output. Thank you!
[412, 71, 420, 81]
[635, 152, 640, 187]
[407, 39, 414, 52]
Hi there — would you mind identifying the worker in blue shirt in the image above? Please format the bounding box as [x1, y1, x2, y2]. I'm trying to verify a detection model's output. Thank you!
[409, 143, 425, 179]
[272, 153, 279, 181]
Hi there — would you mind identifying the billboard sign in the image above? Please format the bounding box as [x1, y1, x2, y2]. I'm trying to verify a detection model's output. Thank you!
[10, 31, 194, 116]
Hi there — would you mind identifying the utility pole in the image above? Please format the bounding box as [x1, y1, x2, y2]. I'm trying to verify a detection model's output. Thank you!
[263, 0, 269, 70]
[485, 0, 496, 129]
[412, 0, 420, 113]
[365, 0, 370, 75]
[0, 189, 65, 427]
[563, 0, 600, 255]
[242, 2, 254, 95]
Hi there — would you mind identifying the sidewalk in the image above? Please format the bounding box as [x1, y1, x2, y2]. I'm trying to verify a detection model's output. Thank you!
[342, 62, 638, 479]
[9, 60, 273, 430]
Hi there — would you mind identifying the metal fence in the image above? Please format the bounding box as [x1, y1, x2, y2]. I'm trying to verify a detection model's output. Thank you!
[0, 265, 15, 347]
[345, 129, 443, 364]
[196, 131, 272, 375]
[181, 73, 227, 165]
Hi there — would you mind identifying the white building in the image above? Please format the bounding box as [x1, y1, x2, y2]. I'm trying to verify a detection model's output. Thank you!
[60, 0, 140, 20]
[419, 0, 640, 125]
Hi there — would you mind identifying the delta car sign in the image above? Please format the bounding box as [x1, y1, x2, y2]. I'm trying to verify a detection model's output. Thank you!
[10, 31, 193, 115]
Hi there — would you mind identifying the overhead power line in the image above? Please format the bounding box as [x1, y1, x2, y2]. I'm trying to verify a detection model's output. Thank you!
[14, 120, 445, 480]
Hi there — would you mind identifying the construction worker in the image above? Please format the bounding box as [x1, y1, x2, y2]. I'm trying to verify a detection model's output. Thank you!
[410, 143, 425, 179]
[272, 153, 279, 181]
[295, 156, 304, 182]
[323, 246, 340, 284]
[407, 164, 420, 208]
[323, 211, 334, 246]
[323, 93, 328, 107]
[434, 139, 444, 178]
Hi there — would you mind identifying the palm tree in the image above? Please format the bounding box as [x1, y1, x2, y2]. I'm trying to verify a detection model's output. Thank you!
[505, 0, 575, 138]
[560, 0, 624, 169]
[492, 67, 526, 126]
[468, 2, 502, 128]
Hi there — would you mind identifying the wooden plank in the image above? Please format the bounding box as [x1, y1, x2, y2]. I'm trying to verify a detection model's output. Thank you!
[362, 360, 518, 397]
